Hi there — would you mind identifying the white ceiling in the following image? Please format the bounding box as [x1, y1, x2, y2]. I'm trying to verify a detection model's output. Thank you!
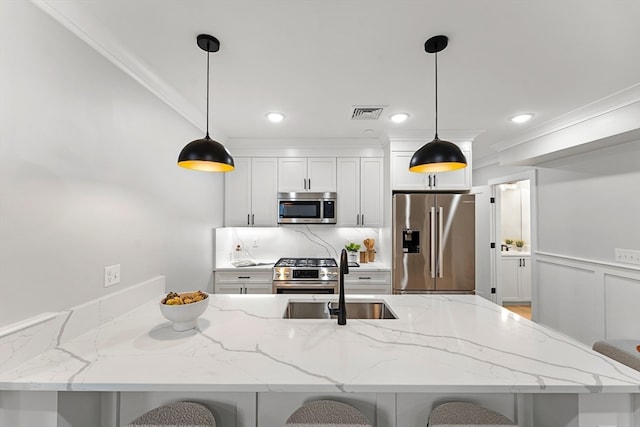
[35, 0, 640, 163]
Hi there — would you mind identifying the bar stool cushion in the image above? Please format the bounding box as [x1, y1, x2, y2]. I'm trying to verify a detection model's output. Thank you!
[593, 340, 640, 372]
[428, 402, 516, 426]
[127, 401, 216, 427]
[286, 399, 371, 427]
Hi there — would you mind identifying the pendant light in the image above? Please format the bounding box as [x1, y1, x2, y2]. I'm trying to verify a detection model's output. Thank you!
[178, 34, 234, 172]
[409, 35, 467, 173]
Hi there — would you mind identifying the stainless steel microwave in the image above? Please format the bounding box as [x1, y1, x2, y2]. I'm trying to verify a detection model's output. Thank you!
[277, 192, 337, 224]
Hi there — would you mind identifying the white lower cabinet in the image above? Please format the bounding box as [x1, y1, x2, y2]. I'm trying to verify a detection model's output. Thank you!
[501, 255, 531, 302]
[214, 271, 272, 294]
[344, 271, 391, 294]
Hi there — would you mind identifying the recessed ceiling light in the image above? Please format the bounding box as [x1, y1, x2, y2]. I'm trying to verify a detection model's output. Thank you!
[510, 113, 534, 124]
[266, 112, 285, 123]
[390, 113, 409, 123]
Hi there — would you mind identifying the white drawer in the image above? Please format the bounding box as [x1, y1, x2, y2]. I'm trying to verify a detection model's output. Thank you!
[344, 271, 390, 285]
[215, 271, 272, 283]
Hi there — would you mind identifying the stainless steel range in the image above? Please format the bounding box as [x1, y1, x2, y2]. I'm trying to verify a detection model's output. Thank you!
[272, 257, 339, 294]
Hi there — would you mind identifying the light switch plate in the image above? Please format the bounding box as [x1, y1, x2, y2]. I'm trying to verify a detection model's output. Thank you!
[104, 264, 121, 287]
[614, 248, 640, 265]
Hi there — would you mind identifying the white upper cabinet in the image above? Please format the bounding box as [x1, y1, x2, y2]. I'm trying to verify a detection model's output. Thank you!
[278, 157, 336, 192]
[391, 142, 472, 191]
[336, 158, 383, 227]
[225, 157, 278, 226]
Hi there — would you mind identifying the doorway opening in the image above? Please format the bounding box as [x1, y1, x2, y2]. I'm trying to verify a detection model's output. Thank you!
[488, 170, 537, 321]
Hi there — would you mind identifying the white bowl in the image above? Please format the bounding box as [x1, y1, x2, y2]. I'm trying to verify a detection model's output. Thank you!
[159, 292, 209, 331]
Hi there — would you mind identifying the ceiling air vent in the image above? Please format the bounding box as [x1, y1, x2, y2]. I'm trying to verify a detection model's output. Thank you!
[351, 106, 384, 120]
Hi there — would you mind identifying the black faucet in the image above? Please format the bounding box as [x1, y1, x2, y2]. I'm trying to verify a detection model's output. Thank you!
[329, 248, 349, 325]
[501, 244, 509, 251]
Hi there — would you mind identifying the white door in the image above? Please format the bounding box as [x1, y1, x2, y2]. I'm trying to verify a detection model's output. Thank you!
[215, 284, 245, 294]
[432, 145, 472, 191]
[360, 158, 383, 227]
[473, 185, 493, 301]
[251, 158, 278, 226]
[500, 257, 520, 302]
[391, 151, 427, 190]
[307, 158, 336, 192]
[278, 158, 307, 192]
[336, 158, 360, 226]
[520, 256, 532, 301]
[224, 157, 252, 226]
[244, 283, 273, 294]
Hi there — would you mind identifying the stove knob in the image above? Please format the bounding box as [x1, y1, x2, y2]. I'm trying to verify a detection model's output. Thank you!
[331, 272, 338, 277]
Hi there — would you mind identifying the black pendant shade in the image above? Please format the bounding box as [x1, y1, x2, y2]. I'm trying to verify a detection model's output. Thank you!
[409, 136, 467, 173]
[178, 34, 234, 172]
[178, 135, 234, 172]
[409, 35, 467, 173]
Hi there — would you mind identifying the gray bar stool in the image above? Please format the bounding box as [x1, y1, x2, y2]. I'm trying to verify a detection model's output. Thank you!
[428, 401, 516, 426]
[593, 340, 640, 372]
[127, 401, 216, 427]
[286, 399, 372, 427]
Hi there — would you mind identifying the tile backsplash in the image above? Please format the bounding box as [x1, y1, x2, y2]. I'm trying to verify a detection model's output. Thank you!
[215, 226, 382, 266]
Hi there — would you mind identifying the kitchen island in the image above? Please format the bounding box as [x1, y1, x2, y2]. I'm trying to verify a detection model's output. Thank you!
[2, 292, 639, 426]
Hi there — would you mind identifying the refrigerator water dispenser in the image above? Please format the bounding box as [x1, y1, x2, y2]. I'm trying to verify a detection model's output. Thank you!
[402, 229, 420, 253]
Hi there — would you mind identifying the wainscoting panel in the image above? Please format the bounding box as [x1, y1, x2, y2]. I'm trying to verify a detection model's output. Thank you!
[537, 257, 600, 345]
[536, 252, 640, 345]
[604, 273, 640, 339]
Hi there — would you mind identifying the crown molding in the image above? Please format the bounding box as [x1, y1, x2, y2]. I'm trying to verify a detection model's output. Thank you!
[491, 83, 640, 153]
[29, 0, 227, 142]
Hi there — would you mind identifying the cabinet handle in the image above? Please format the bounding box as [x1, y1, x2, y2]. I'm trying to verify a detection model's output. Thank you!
[356, 214, 360, 225]
[428, 175, 432, 188]
[522, 258, 525, 267]
[251, 214, 255, 225]
[303, 178, 307, 190]
[361, 213, 365, 225]
[308, 178, 311, 189]
[238, 276, 251, 279]
[433, 174, 437, 187]
[358, 277, 372, 280]
[247, 214, 250, 225]
[519, 259, 522, 267]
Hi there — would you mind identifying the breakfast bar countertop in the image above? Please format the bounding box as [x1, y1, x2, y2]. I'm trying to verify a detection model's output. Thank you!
[1, 294, 639, 393]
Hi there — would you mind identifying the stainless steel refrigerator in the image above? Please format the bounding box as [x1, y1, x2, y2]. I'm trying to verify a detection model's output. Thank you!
[393, 193, 475, 294]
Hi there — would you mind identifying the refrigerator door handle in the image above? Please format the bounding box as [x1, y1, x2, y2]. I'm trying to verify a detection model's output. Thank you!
[430, 207, 436, 278]
[438, 206, 444, 278]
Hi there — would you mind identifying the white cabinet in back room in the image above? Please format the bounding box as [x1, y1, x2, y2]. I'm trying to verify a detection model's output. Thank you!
[225, 157, 278, 226]
[501, 255, 531, 303]
[214, 271, 272, 294]
[336, 157, 383, 227]
[278, 157, 336, 192]
[391, 142, 472, 191]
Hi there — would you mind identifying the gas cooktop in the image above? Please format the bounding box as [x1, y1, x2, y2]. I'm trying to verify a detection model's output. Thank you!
[274, 258, 338, 268]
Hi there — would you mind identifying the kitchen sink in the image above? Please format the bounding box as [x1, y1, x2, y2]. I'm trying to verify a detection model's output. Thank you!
[283, 300, 397, 320]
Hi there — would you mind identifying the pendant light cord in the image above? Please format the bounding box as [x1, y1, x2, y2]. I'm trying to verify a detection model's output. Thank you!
[434, 50, 439, 139]
[205, 46, 210, 138]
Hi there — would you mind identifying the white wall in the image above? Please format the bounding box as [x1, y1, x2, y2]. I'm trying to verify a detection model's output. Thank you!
[474, 140, 640, 343]
[536, 140, 640, 260]
[0, 1, 224, 327]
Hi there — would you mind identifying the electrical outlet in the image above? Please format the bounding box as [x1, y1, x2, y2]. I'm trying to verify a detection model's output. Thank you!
[252, 238, 258, 247]
[614, 248, 640, 265]
[104, 264, 121, 287]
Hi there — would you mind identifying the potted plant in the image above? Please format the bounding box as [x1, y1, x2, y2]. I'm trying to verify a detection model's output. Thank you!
[515, 240, 525, 251]
[344, 242, 361, 263]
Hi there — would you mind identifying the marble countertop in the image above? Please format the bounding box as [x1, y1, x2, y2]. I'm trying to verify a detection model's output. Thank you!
[1, 294, 639, 393]
[214, 261, 390, 272]
[501, 251, 531, 257]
